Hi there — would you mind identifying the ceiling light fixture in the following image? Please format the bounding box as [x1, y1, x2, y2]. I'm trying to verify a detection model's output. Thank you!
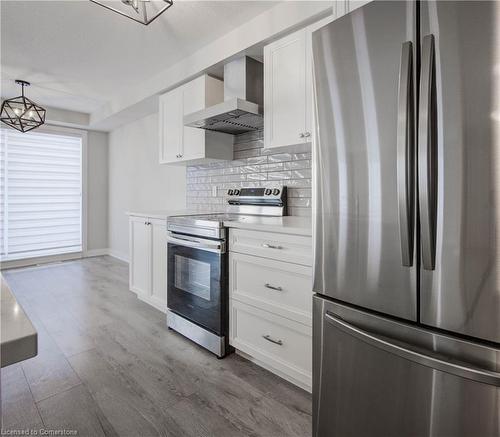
[0, 80, 46, 133]
[90, 0, 173, 25]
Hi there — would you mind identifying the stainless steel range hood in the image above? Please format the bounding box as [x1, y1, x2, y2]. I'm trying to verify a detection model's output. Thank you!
[184, 57, 263, 135]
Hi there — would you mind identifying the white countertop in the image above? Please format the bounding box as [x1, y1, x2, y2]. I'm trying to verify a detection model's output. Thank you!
[128, 210, 312, 236]
[223, 215, 312, 236]
[127, 209, 201, 220]
[1, 275, 37, 367]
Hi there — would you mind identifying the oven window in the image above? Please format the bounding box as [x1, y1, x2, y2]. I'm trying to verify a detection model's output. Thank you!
[174, 255, 211, 300]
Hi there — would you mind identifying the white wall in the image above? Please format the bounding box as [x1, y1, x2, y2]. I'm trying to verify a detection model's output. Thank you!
[108, 112, 186, 260]
[87, 130, 109, 251]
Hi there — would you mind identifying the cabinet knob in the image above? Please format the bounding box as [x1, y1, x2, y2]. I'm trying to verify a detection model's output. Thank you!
[304, 132, 311, 138]
[299, 133, 305, 138]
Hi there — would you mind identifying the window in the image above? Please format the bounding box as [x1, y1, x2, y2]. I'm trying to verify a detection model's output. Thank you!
[0, 127, 84, 261]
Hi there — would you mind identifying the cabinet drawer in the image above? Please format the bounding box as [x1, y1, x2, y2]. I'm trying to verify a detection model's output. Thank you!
[229, 228, 312, 266]
[230, 300, 312, 390]
[230, 252, 312, 325]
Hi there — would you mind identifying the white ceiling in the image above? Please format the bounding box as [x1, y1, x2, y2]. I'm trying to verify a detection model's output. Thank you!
[1, 0, 278, 114]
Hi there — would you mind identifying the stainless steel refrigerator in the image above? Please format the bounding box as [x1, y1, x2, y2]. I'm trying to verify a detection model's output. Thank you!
[311, 1, 500, 436]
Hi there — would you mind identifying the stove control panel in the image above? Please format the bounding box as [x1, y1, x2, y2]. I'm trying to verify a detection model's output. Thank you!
[226, 186, 287, 207]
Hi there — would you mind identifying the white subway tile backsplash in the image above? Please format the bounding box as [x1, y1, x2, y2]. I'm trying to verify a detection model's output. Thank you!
[240, 165, 260, 174]
[186, 130, 312, 216]
[291, 169, 312, 179]
[289, 197, 312, 207]
[260, 162, 284, 172]
[268, 153, 292, 163]
[286, 178, 312, 188]
[285, 160, 311, 170]
[292, 152, 311, 161]
[247, 173, 267, 181]
[288, 188, 312, 198]
[246, 155, 268, 165]
[268, 170, 292, 180]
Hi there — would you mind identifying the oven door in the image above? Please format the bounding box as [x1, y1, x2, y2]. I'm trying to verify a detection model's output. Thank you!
[167, 233, 227, 336]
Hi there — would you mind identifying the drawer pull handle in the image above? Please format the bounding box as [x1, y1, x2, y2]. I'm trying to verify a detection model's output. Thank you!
[262, 334, 283, 346]
[262, 243, 283, 250]
[265, 283, 283, 291]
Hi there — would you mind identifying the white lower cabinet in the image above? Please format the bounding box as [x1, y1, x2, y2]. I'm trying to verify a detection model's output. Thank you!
[230, 300, 312, 390]
[229, 228, 312, 266]
[129, 215, 168, 312]
[230, 252, 312, 326]
[130, 216, 150, 297]
[229, 228, 313, 391]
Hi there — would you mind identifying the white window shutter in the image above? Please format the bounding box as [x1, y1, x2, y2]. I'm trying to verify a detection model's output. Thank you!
[0, 128, 83, 261]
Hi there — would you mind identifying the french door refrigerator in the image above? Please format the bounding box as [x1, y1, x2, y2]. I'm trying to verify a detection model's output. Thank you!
[312, 1, 500, 436]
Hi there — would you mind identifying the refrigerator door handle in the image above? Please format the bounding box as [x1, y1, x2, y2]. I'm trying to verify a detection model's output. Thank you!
[418, 34, 437, 270]
[324, 311, 500, 386]
[397, 41, 415, 267]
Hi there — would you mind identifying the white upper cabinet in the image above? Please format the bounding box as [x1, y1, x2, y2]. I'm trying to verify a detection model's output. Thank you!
[264, 28, 310, 149]
[159, 85, 184, 163]
[263, 1, 372, 151]
[159, 74, 233, 164]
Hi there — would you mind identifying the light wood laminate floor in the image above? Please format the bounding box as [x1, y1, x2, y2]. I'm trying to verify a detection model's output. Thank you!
[1, 256, 311, 437]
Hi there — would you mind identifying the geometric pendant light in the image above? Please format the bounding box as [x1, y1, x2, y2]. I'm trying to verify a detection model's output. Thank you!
[90, 0, 174, 25]
[0, 80, 46, 133]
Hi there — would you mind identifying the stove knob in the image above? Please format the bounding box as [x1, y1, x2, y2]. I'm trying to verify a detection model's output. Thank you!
[233, 189, 240, 196]
[272, 188, 280, 196]
[228, 189, 233, 195]
[264, 188, 272, 196]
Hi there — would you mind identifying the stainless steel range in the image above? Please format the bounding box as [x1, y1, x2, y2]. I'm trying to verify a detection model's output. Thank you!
[166, 186, 287, 357]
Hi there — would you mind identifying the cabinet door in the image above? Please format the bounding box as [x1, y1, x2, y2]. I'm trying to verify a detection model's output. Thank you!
[306, 15, 336, 139]
[150, 218, 168, 311]
[129, 216, 150, 296]
[264, 29, 308, 149]
[180, 76, 206, 161]
[159, 87, 183, 164]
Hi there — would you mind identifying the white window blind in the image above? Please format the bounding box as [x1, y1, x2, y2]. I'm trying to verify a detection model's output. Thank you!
[0, 128, 83, 261]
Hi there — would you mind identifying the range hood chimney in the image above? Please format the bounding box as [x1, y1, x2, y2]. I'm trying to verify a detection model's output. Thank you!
[184, 56, 263, 135]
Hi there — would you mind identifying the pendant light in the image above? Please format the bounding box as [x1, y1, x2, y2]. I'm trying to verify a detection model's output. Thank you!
[90, 0, 173, 25]
[0, 80, 46, 133]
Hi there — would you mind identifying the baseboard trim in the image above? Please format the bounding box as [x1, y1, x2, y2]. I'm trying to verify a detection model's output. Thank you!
[1, 252, 83, 270]
[1, 248, 130, 270]
[85, 248, 129, 263]
[107, 249, 129, 263]
[84, 248, 109, 258]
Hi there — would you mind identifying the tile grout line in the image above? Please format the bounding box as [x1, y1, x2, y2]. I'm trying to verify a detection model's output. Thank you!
[50, 348, 120, 437]
[33, 381, 84, 405]
[20, 365, 47, 428]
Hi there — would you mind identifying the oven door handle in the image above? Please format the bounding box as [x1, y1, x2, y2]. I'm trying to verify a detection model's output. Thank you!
[167, 234, 224, 254]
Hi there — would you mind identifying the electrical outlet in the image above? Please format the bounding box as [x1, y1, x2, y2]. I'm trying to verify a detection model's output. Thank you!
[212, 186, 218, 197]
